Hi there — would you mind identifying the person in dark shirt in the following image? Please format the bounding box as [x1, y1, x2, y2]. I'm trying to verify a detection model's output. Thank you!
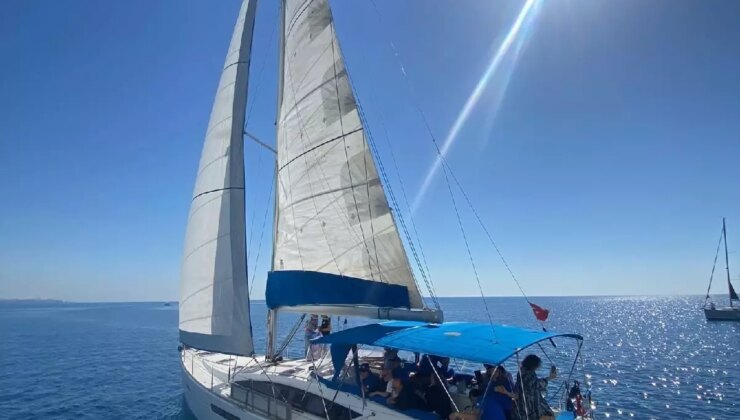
[387, 377, 423, 410]
[319, 315, 331, 336]
[359, 363, 382, 395]
[424, 370, 453, 418]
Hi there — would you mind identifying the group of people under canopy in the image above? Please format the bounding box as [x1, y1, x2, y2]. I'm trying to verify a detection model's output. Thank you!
[353, 349, 560, 420]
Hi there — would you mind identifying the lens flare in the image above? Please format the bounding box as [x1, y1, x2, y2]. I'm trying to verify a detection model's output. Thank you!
[411, 0, 541, 213]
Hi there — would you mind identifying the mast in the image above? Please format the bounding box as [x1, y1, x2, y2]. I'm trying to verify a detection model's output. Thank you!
[724, 218, 733, 307]
[266, 0, 286, 360]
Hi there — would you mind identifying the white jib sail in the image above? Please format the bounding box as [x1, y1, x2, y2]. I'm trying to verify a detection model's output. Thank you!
[179, 0, 257, 356]
[273, 0, 423, 309]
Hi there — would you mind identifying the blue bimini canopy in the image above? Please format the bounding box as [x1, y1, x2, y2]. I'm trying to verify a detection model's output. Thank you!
[314, 321, 582, 375]
[265, 270, 411, 309]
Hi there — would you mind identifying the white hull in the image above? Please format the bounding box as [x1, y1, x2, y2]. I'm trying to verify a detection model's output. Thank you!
[181, 348, 414, 420]
[704, 307, 740, 321]
[182, 359, 265, 420]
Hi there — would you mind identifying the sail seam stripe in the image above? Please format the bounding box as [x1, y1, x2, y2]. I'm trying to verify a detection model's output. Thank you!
[191, 186, 245, 202]
[277, 127, 362, 171]
[222, 60, 250, 72]
[285, 0, 314, 38]
[281, 178, 372, 209]
[181, 232, 232, 264]
[180, 275, 234, 306]
[294, 115, 344, 274]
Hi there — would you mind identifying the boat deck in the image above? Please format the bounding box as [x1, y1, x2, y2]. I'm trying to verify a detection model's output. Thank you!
[182, 349, 334, 398]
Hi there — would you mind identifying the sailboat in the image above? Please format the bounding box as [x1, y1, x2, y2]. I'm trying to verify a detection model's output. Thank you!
[179, 1, 590, 419]
[703, 218, 740, 321]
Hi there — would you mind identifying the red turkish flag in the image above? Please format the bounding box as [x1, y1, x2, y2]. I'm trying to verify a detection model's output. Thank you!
[530, 303, 550, 322]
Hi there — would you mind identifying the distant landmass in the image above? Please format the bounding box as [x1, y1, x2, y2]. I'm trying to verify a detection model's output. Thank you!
[0, 298, 66, 307]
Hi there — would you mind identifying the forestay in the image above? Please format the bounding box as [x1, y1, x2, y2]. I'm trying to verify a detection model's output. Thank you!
[273, 0, 423, 309]
[179, 0, 257, 356]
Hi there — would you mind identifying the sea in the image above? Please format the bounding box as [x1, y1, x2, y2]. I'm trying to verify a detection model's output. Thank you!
[0, 296, 737, 419]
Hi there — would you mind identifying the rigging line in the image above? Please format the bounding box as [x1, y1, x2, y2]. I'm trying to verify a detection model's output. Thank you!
[249, 357, 291, 406]
[369, 0, 540, 324]
[307, 356, 332, 420]
[347, 63, 438, 300]
[443, 155, 556, 347]
[249, 168, 276, 295]
[332, 25, 439, 308]
[281, 44, 381, 275]
[442, 161, 529, 301]
[356, 88, 436, 304]
[370, 96, 438, 299]
[246, 148, 263, 260]
[275, 314, 306, 358]
[439, 159, 497, 340]
[243, 3, 278, 129]
[328, 22, 376, 280]
[363, 112, 438, 307]
[242, 0, 278, 261]
[278, 20, 384, 276]
[704, 226, 725, 304]
[362, 134, 384, 281]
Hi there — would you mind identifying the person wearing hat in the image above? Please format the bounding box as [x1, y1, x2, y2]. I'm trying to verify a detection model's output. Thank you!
[358, 363, 381, 395]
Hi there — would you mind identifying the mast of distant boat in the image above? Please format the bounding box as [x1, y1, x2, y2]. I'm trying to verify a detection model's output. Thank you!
[723, 218, 733, 308]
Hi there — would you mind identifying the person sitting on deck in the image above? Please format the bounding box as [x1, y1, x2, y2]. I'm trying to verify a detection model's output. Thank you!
[387, 373, 424, 411]
[423, 369, 453, 419]
[359, 363, 382, 395]
[513, 355, 556, 420]
[488, 365, 515, 420]
[368, 368, 394, 398]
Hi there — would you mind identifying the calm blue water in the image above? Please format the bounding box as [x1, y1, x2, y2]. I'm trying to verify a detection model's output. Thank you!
[1, 296, 738, 419]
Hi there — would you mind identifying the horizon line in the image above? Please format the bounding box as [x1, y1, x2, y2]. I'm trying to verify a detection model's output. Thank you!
[0, 292, 712, 304]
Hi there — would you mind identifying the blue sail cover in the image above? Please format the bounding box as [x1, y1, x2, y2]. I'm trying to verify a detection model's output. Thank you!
[315, 322, 582, 373]
[265, 271, 411, 309]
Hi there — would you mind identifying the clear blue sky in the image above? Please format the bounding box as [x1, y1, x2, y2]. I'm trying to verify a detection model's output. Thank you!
[2, 0, 739, 302]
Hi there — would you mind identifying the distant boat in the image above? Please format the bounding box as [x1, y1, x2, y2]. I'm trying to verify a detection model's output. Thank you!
[703, 218, 740, 321]
[177, 1, 591, 419]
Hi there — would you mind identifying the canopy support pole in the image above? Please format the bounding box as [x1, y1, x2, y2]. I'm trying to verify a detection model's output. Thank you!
[516, 351, 530, 420]
[428, 354, 459, 413]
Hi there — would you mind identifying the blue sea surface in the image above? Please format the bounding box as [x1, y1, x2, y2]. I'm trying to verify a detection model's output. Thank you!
[0, 296, 738, 419]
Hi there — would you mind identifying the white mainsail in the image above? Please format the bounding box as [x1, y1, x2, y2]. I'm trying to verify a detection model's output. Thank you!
[179, 0, 257, 356]
[272, 0, 423, 309]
